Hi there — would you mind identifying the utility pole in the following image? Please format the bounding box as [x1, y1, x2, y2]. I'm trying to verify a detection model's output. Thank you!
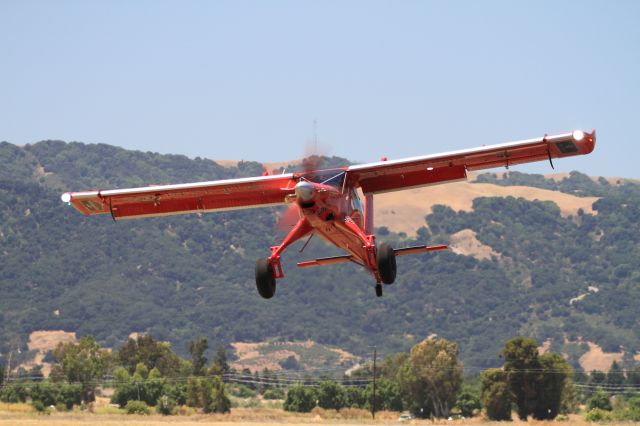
[5, 351, 12, 384]
[371, 346, 377, 419]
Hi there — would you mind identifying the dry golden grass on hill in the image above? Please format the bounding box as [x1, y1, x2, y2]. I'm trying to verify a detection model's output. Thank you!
[374, 181, 599, 236]
[17, 331, 77, 377]
[229, 341, 359, 373]
[449, 229, 500, 261]
[579, 342, 624, 372]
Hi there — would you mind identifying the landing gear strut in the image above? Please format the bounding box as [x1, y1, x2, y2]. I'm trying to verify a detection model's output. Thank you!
[255, 258, 276, 299]
[375, 284, 383, 297]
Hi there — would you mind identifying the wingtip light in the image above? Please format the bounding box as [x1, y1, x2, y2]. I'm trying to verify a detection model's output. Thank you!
[61, 193, 72, 204]
[572, 130, 585, 141]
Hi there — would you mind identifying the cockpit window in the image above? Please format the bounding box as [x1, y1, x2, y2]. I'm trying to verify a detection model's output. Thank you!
[350, 188, 363, 213]
[306, 171, 345, 189]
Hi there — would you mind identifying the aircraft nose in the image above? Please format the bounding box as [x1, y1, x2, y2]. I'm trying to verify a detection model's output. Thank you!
[295, 180, 314, 202]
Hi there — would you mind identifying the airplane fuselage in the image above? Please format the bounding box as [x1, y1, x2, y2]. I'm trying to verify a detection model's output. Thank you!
[270, 174, 380, 281]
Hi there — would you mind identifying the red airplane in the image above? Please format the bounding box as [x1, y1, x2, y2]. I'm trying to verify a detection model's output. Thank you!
[61, 130, 595, 298]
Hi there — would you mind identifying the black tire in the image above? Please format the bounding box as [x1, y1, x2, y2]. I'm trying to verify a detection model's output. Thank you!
[255, 258, 276, 299]
[375, 284, 383, 297]
[376, 242, 396, 284]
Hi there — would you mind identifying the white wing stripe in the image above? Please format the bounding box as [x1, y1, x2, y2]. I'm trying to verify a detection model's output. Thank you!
[347, 133, 571, 172]
[66, 173, 295, 200]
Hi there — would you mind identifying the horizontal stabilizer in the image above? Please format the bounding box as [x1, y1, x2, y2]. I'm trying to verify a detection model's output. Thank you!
[297, 255, 353, 268]
[394, 244, 448, 257]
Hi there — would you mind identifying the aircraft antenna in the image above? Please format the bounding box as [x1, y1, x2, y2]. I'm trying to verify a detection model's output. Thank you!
[313, 119, 318, 155]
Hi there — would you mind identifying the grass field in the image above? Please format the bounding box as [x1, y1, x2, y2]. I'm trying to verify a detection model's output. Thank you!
[0, 404, 632, 426]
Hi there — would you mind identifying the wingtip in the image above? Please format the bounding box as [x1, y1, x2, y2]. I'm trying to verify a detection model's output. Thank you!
[583, 129, 596, 154]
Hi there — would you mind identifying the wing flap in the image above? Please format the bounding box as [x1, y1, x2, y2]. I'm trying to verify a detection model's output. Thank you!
[349, 130, 595, 194]
[62, 174, 296, 220]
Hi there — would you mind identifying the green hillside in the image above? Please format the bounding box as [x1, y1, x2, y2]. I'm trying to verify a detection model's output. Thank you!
[1, 140, 638, 370]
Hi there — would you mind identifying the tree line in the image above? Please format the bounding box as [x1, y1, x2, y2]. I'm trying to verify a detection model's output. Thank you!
[3, 333, 639, 419]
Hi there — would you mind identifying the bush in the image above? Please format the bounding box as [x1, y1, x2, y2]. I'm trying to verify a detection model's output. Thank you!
[614, 396, 640, 421]
[0, 383, 29, 403]
[125, 400, 151, 415]
[279, 355, 301, 370]
[263, 388, 284, 399]
[317, 381, 346, 410]
[30, 382, 59, 407]
[585, 407, 613, 422]
[207, 384, 231, 414]
[588, 389, 612, 411]
[156, 395, 176, 415]
[173, 405, 196, 416]
[284, 384, 316, 413]
[59, 383, 83, 409]
[186, 376, 230, 413]
[31, 400, 50, 415]
[344, 386, 365, 408]
[55, 403, 69, 412]
[112, 365, 168, 407]
[230, 384, 255, 398]
[481, 369, 511, 421]
[455, 388, 481, 417]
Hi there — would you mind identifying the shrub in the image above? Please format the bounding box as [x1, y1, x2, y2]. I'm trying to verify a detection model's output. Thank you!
[186, 376, 230, 413]
[0, 383, 29, 403]
[31, 400, 49, 415]
[230, 384, 255, 398]
[614, 396, 640, 421]
[173, 405, 196, 416]
[588, 389, 612, 411]
[59, 383, 82, 409]
[125, 400, 151, 415]
[263, 388, 285, 399]
[30, 382, 59, 407]
[284, 384, 316, 412]
[455, 388, 481, 417]
[317, 380, 346, 410]
[481, 369, 511, 421]
[156, 395, 176, 415]
[345, 386, 365, 408]
[207, 383, 231, 414]
[585, 407, 613, 422]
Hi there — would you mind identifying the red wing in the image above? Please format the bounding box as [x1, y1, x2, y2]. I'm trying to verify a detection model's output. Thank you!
[347, 130, 596, 194]
[62, 174, 296, 220]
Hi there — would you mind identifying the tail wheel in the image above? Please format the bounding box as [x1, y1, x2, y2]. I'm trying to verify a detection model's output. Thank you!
[255, 258, 276, 299]
[376, 242, 397, 285]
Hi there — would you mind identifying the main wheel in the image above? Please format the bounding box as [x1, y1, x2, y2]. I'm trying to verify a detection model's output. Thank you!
[376, 242, 397, 284]
[255, 258, 276, 299]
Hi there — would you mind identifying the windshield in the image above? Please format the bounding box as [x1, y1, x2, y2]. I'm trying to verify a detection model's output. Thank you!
[306, 171, 345, 189]
[350, 188, 363, 213]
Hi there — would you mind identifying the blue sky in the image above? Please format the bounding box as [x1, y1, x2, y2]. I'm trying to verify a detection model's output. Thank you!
[1, 1, 639, 177]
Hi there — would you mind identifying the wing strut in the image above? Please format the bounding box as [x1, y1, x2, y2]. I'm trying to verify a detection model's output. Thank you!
[543, 134, 554, 170]
[108, 198, 116, 222]
[394, 244, 448, 257]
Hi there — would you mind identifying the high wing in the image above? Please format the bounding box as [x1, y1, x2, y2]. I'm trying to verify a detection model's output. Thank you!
[61, 173, 296, 220]
[347, 130, 596, 194]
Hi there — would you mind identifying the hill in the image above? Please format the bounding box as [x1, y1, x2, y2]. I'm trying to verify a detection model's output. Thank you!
[1, 140, 639, 372]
